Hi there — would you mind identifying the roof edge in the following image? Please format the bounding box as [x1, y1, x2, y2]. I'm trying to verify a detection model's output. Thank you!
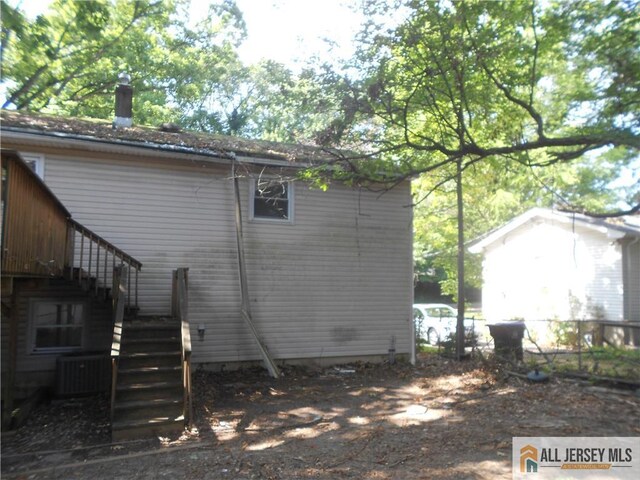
[469, 208, 640, 253]
[0, 128, 317, 168]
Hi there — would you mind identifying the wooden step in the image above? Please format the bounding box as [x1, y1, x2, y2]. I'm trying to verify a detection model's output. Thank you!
[113, 399, 182, 423]
[121, 338, 180, 353]
[124, 316, 178, 326]
[112, 416, 185, 441]
[116, 380, 182, 392]
[118, 351, 181, 370]
[114, 397, 183, 411]
[123, 325, 180, 340]
[115, 380, 183, 403]
[111, 314, 186, 441]
[118, 367, 182, 385]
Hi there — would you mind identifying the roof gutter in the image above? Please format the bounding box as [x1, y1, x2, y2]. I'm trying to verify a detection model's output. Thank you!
[0, 127, 315, 169]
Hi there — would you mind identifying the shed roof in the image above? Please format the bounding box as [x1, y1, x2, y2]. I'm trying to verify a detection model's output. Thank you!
[0, 110, 340, 165]
[469, 207, 640, 253]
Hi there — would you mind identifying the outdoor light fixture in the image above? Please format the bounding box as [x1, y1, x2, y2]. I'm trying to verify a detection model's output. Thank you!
[198, 324, 205, 340]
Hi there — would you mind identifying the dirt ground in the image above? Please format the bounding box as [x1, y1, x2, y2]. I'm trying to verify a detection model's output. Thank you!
[2, 354, 639, 480]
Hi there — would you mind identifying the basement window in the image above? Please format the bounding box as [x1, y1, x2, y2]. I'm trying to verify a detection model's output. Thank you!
[30, 301, 85, 354]
[250, 178, 293, 223]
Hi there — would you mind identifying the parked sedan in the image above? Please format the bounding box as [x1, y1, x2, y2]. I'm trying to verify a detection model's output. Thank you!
[413, 303, 476, 346]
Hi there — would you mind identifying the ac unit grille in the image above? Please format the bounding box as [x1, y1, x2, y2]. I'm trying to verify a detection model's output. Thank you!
[55, 354, 110, 396]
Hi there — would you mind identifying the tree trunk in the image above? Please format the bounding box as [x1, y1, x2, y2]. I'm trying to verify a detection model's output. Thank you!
[456, 158, 465, 360]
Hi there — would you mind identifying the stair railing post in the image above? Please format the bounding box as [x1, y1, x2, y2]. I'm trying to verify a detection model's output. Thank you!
[87, 235, 93, 280]
[95, 241, 101, 296]
[110, 265, 126, 428]
[135, 267, 139, 311]
[176, 268, 192, 429]
[112, 265, 120, 312]
[171, 269, 177, 318]
[126, 261, 131, 310]
[103, 247, 108, 299]
[78, 231, 85, 286]
[64, 222, 75, 280]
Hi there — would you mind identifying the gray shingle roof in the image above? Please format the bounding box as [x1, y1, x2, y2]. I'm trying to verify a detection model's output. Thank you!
[0, 109, 340, 164]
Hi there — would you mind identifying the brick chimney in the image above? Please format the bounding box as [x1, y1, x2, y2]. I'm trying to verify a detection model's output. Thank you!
[114, 72, 133, 128]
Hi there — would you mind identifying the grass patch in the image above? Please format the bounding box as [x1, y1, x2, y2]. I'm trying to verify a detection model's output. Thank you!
[524, 347, 640, 381]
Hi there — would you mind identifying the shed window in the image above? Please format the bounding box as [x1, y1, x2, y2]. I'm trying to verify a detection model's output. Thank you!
[30, 301, 85, 353]
[250, 178, 293, 222]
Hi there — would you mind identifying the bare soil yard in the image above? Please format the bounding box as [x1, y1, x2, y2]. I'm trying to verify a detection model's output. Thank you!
[2, 354, 639, 479]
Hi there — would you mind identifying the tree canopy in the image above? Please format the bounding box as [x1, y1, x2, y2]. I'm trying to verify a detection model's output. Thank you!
[309, 0, 638, 187]
[1, 0, 246, 126]
[0, 0, 344, 141]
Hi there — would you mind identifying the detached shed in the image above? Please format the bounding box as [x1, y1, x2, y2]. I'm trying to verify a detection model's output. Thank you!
[469, 208, 640, 323]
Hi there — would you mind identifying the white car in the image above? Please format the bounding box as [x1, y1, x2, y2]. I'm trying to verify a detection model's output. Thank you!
[413, 303, 476, 345]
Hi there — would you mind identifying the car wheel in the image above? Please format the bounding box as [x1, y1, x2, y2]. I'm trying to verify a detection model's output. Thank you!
[427, 328, 439, 345]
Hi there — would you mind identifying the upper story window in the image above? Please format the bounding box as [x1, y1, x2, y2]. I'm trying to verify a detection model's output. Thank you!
[250, 178, 294, 223]
[21, 152, 45, 179]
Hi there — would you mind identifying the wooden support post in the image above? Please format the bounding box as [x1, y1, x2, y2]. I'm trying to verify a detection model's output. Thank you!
[232, 163, 280, 378]
[2, 285, 19, 429]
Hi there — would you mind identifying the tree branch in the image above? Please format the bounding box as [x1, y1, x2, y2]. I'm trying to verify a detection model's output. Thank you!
[558, 203, 640, 218]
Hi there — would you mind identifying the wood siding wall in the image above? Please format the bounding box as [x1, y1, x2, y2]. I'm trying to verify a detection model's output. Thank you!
[1, 153, 69, 277]
[27, 150, 413, 365]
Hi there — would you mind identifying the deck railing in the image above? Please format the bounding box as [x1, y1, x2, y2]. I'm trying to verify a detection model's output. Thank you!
[172, 268, 193, 428]
[1, 150, 142, 311]
[67, 219, 142, 311]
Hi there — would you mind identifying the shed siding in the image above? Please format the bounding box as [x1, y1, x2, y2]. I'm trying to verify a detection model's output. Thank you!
[623, 239, 640, 322]
[37, 151, 412, 364]
[481, 219, 624, 322]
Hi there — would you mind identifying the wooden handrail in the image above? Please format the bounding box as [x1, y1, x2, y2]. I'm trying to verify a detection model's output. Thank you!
[172, 268, 193, 428]
[110, 265, 127, 423]
[68, 219, 142, 270]
[67, 218, 141, 311]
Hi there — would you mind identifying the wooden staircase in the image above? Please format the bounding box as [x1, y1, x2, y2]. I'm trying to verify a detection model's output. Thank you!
[111, 316, 185, 440]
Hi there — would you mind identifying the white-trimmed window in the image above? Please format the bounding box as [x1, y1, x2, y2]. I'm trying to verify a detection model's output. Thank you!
[250, 178, 294, 223]
[30, 300, 85, 354]
[21, 152, 45, 179]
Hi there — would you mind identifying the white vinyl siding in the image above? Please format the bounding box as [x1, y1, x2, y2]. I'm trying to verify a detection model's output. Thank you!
[624, 240, 640, 322]
[37, 151, 412, 365]
[481, 219, 624, 322]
